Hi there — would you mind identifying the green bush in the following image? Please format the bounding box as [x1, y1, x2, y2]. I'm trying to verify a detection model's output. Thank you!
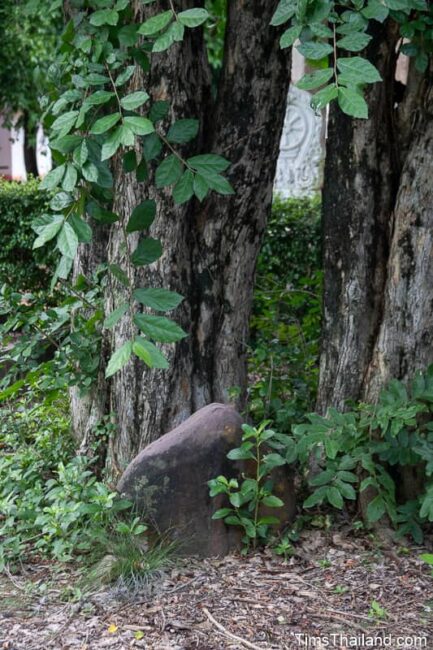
[0, 394, 131, 568]
[0, 177, 54, 289]
[291, 367, 433, 542]
[248, 196, 322, 431]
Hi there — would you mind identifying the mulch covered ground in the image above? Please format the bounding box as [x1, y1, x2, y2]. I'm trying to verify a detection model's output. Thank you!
[1, 530, 433, 650]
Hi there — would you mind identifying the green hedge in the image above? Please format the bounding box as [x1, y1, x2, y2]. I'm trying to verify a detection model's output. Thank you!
[257, 195, 321, 283]
[0, 177, 54, 290]
[248, 195, 322, 431]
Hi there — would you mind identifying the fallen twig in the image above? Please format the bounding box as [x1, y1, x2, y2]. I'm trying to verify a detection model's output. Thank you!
[203, 606, 268, 650]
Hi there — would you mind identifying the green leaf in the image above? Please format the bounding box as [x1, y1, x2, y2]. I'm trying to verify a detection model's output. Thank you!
[101, 127, 123, 161]
[280, 25, 302, 49]
[297, 68, 334, 90]
[84, 90, 116, 106]
[310, 84, 338, 111]
[126, 200, 156, 232]
[109, 263, 130, 286]
[336, 481, 357, 500]
[271, 0, 296, 26]
[115, 66, 135, 87]
[193, 174, 209, 201]
[327, 486, 344, 509]
[105, 341, 133, 378]
[132, 336, 169, 369]
[167, 119, 199, 144]
[131, 238, 163, 266]
[120, 91, 150, 110]
[123, 150, 137, 172]
[39, 164, 66, 190]
[337, 57, 382, 84]
[133, 287, 183, 311]
[362, 0, 389, 22]
[51, 111, 78, 135]
[134, 314, 187, 343]
[261, 495, 284, 508]
[310, 23, 333, 38]
[366, 496, 386, 523]
[90, 113, 121, 135]
[227, 447, 255, 460]
[201, 173, 234, 195]
[87, 203, 119, 224]
[173, 170, 194, 204]
[84, 73, 110, 86]
[69, 214, 92, 243]
[155, 155, 183, 187]
[33, 216, 64, 248]
[143, 133, 163, 161]
[178, 8, 209, 27]
[151, 23, 178, 52]
[309, 469, 334, 486]
[123, 116, 155, 136]
[82, 161, 99, 183]
[337, 32, 372, 52]
[229, 492, 244, 508]
[338, 87, 368, 118]
[118, 24, 139, 46]
[136, 160, 148, 182]
[303, 486, 328, 508]
[120, 125, 135, 147]
[52, 255, 74, 285]
[263, 453, 286, 469]
[50, 135, 82, 154]
[73, 140, 88, 166]
[149, 101, 170, 123]
[104, 303, 129, 329]
[212, 508, 233, 520]
[297, 41, 333, 60]
[138, 11, 173, 35]
[89, 9, 119, 26]
[62, 164, 78, 192]
[57, 222, 79, 258]
[188, 154, 230, 174]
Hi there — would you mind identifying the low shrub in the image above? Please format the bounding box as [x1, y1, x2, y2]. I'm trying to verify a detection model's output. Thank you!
[248, 195, 321, 432]
[0, 177, 54, 289]
[291, 367, 433, 542]
[0, 394, 133, 568]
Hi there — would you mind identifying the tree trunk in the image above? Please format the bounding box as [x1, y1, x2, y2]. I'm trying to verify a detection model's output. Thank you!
[317, 21, 422, 412]
[363, 62, 433, 398]
[318, 34, 433, 513]
[72, 1, 291, 473]
[23, 110, 39, 177]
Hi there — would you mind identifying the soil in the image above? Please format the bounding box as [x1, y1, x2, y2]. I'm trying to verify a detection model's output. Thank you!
[1, 530, 432, 650]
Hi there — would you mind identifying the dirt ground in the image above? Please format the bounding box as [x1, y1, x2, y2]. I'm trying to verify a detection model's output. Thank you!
[1, 530, 432, 650]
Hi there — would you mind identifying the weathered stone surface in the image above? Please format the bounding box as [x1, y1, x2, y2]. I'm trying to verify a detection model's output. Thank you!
[117, 402, 297, 556]
[117, 403, 244, 556]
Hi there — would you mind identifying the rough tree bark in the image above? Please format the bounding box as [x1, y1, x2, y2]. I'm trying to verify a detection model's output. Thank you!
[317, 24, 433, 413]
[318, 29, 433, 511]
[317, 21, 400, 413]
[23, 110, 39, 177]
[71, 1, 291, 472]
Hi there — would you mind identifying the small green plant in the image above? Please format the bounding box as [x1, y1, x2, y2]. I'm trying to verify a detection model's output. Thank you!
[369, 600, 388, 620]
[318, 558, 332, 569]
[420, 553, 433, 576]
[287, 366, 433, 542]
[83, 526, 175, 593]
[333, 584, 349, 595]
[208, 421, 293, 553]
[273, 535, 295, 560]
[0, 393, 134, 568]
